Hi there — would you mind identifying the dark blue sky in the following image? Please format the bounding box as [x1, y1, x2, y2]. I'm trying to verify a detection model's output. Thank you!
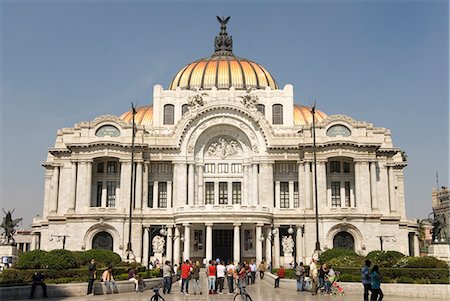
[1, 0, 448, 226]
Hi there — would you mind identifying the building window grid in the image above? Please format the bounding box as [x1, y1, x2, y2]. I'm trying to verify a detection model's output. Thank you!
[205, 182, 214, 205]
[331, 181, 341, 207]
[280, 182, 289, 208]
[106, 181, 116, 207]
[204, 163, 215, 173]
[158, 182, 167, 208]
[97, 162, 104, 173]
[294, 181, 299, 208]
[232, 182, 242, 204]
[272, 104, 283, 125]
[163, 104, 175, 125]
[231, 163, 242, 173]
[95, 182, 102, 207]
[345, 181, 351, 207]
[148, 183, 154, 208]
[218, 163, 229, 173]
[330, 161, 341, 173]
[343, 162, 351, 173]
[219, 182, 228, 204]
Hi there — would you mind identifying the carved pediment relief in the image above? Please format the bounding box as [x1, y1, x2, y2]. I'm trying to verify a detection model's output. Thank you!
[206, 137, 242, 159]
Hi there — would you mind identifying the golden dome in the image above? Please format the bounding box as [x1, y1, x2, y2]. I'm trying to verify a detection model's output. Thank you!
[169, 16, 278, 91]
[169, 55, 278, 91]
[293, 105, 327, 125]
[119, 106, 153, 125]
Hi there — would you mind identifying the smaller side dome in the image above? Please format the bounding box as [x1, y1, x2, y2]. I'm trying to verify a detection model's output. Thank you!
[294, 105, 327, 125]
[119, 105, 153, 126]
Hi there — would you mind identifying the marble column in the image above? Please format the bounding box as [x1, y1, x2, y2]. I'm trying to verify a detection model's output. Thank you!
[265, 228, 272, 266]
[153, 181, 159, 209]
[85, 161, 92, 209]
[296, 225, 302, 265]
[76, 162, 86, 213]
[197, 165, 204, 205]
[233, 223, 240, 264]
[259, 163, 273, 207]
[256, 224, 263, 264]
[178, 163, 188, 207]
[183, 224, 190, 261]
[242, 165, 249, 205]
[317, 162, 327, 211]
[305, 162, 312, 209]
[135, 162, 143, 209]
[143, 162, 149, 208]
[167, 181, 172, 208]
[298, 162, 305, 210]
[275, 181, 281, 208]
[370, 162, 378, 209]
[50, 166, 60, 213]
[206, 223, 213, 262]
[173, 227, 181, 266]
[252, 164, 258, 205]
[142, 228, 149, 268]
[188, 164, 195, 205]
[43, 170, 52, 215]
[354, 162, 361, 207]
[166, 227, 173, 264]
[273, 226, 280, 268]
[68, 162, 77, 212]
[388, 166, 396, 212]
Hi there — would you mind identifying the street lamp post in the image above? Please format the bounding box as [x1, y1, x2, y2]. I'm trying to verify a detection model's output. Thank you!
[259, 225, 278, 272]
[126, 103, 137, 261]
[376, 235, 396, 251]
[49, 234, 68, 249]
[311, 104, 321, 259]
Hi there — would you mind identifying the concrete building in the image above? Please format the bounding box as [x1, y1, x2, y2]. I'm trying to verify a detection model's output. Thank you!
[31, 18, 419, 267]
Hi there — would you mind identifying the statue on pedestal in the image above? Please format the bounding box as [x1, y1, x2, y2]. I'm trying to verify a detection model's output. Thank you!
[1, 209, 22, 245]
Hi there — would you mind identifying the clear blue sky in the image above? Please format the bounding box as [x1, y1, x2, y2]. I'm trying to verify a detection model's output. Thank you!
[1, 0, 448, 227]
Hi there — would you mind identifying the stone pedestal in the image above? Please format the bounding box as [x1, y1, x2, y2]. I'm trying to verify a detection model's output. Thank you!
[0, 245, 18, 269]
[428, 243, 450, 262]
[283, 254, 294, 268]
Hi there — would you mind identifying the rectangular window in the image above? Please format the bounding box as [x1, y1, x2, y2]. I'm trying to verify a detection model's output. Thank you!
[107, 181, 116, 207]
[280, 182, 289, 208]
[97, 162, 104, 173]
[148, 183, 154, 208]
[107, 161, 117, 173]
[343, 162, 350, 173]
[345, 181, 351, 207]
[330, 161, 340, 173]
[163, 104, 174, 125]
[257, 104, 265, 115]
[218, 163, 228, 173]
[232, 182, 242, 204]
[25, 243, 31, 252]
[219, 182, 228, 204]
[294, 181, 299, 208]
[205, 182, 214, 205]
[158, 182, 167, 208]
[272, 104, 283, 125]
[331, 181, 341, 207]
[95, 182, 102, 207]
[231, 163, 242, 173]
[204, 163, 215, 173]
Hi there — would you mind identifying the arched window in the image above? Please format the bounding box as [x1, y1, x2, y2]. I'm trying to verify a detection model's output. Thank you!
[182, 104, 189, 116]
[163, 104, 174, 125]
[272, 104, 283, 124]
[92, 231, 113, 251]
[333, 231, 355, 250]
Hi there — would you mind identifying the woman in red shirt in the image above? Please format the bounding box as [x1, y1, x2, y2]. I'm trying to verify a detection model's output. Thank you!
[207, 260, 217, 294]
[180, 260, 191, 295]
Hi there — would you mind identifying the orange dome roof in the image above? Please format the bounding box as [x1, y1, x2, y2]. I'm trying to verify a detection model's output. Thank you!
[119, 104, 326, 126]
[169, 55, 278, 91]
[293, 105, 327, 125]
[119, 106, 153, 125]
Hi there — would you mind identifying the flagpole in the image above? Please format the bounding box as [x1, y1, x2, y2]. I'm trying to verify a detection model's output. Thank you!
[126, 102, 136, 261]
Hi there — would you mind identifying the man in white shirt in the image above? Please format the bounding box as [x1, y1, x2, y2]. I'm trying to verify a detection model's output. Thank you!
[225, 261, 236, 295]
[250, 260, 257, 284]
[216, 261, 226, 294]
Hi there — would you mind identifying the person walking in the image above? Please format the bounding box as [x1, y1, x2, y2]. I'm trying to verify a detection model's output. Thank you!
[361, 259, 373, 301]
[257, 260, 266, 280]
[87, 259, 97, 296]
[295, 262, 305, 292]
[309, 259, 319, 295]
[216, 261, 226, 294]
[207, 260, 217, 294]
[29, 271, 48, 299]
[370, 265, 383, 301]
[226, 261, 236, 295]
[180, 259, 191, 295]
[102, 266, 118, 293]
[191, 261, 203, 295]
[250, 260, 257, 284]
[162, 261, 172, 294]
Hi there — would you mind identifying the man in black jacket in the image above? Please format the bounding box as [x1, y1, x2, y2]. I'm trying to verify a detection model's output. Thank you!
[30, 271, 48, 299]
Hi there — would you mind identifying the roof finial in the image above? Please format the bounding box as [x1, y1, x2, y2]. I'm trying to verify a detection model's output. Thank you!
[214, 16, 233, 55]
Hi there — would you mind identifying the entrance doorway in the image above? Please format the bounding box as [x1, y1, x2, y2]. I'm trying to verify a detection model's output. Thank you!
[213, 229, 233, 262]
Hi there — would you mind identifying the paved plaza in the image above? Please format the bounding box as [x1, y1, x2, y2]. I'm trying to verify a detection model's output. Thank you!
[22, 276, 446, 301]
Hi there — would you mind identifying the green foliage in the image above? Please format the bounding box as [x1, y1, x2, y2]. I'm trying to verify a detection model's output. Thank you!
[15, 250, 48, 269]
[44, 249, 78, 270]
[74, 249, 122, 268]
[327, 255, 365, 268]
[393, 256, 448, 268]
[319, 248, 360, 263]
[366, 251, 405, 268]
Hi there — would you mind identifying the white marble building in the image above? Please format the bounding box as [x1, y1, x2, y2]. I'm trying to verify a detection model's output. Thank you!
[31, 18, 419, 267]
